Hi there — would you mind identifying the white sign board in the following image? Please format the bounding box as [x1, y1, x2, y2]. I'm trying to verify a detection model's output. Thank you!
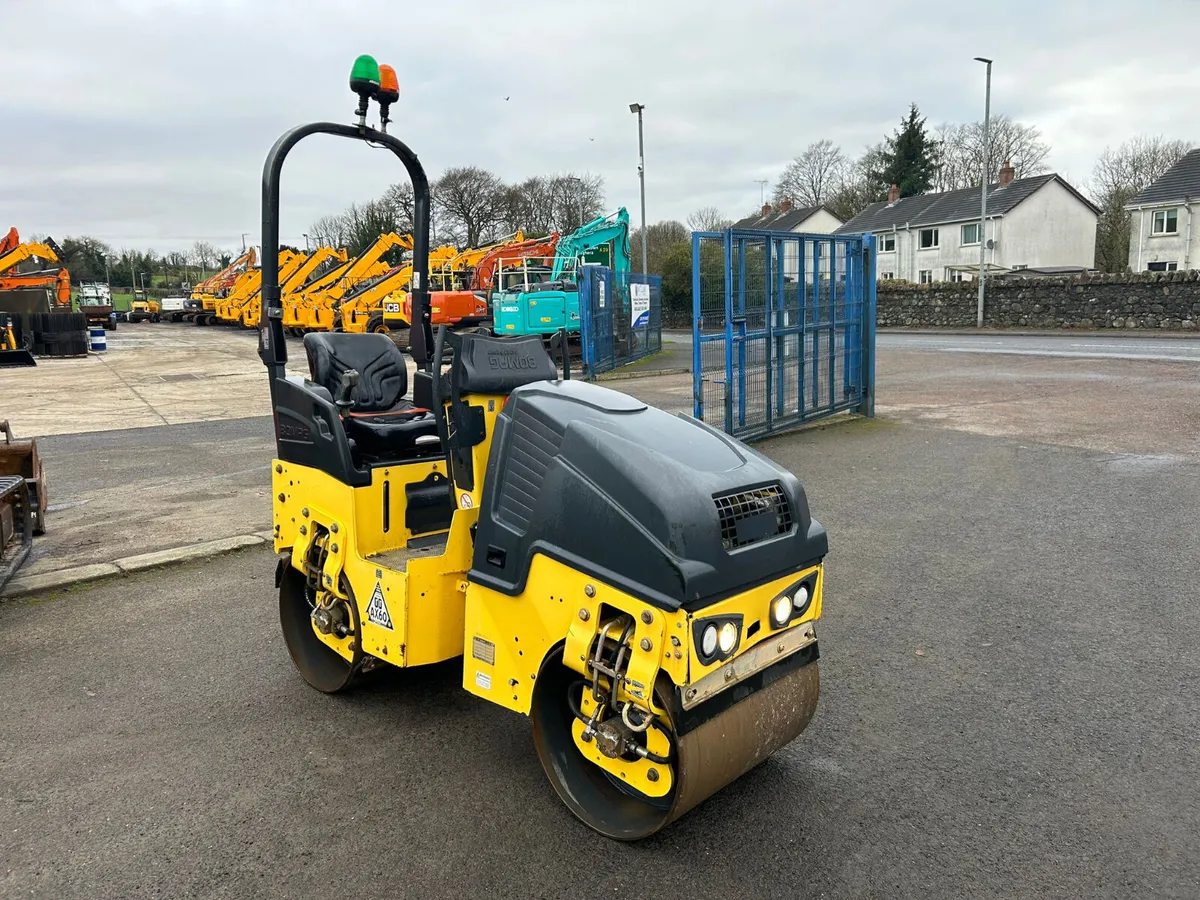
[630, 282, 651, 328]
[597, 280, 606, 309]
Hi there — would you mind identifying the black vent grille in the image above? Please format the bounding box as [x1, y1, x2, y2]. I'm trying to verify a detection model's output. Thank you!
[714, 484, 792, 550]
[496, 413, 564, 531]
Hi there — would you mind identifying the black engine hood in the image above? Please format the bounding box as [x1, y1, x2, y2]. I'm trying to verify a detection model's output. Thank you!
[469, 380, 828, 611]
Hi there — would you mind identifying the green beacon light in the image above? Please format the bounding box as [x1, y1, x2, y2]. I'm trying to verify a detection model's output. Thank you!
[349, 54, 381, 125]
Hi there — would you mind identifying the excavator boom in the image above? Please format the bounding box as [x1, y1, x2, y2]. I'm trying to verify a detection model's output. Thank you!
[472, 233, 560, 292]
[0, 239, 63, 276]
[0, 269, 71, 307]
[550, 208, 630, 280]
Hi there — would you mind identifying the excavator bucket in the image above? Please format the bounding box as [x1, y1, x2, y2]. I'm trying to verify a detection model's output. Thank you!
[0, 421, 46, 537]
[0, 349, 35, 368]
[0, 318, 35, 367]
[0, 421, 42, 589]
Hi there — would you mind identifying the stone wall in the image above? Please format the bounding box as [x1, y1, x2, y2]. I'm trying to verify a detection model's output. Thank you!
[876, 271, 1200, 330]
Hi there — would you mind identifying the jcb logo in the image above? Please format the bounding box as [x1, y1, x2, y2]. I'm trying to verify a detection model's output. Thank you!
[384, 303, 400, 313]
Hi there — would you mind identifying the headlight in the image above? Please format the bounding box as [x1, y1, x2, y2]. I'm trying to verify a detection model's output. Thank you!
[693, 614, 743, 665]
[769, 576, 817, 629]
[718, 621, 738, 655]
[770, 594, 793, 628]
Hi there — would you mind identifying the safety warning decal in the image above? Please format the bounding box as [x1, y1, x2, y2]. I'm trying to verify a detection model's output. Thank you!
[475, 671, 492, 690]
[366, 582, 394, 630]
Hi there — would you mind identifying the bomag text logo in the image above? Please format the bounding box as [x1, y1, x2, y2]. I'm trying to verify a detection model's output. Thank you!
[488, 349, 539, 371]
[279, 422, 312, 441]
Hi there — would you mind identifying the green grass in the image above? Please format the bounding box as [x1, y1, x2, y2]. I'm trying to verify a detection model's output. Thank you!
[109, 292, 134, 311]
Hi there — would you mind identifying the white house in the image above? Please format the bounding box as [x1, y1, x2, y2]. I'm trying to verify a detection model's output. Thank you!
[837, 164, 1099, 284]
[732, 200, 845, 235]
[729, 201, 845, 283]
[1126, 148, 1200, 272]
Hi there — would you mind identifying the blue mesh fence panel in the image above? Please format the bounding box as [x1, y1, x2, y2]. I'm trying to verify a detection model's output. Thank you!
[580, 267, 663, 378]
[692, 228, 875, 440]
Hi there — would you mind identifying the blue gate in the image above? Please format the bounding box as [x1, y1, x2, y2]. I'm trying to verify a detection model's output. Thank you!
[578, 266, 663, 378]
[692, 229, 875, 440]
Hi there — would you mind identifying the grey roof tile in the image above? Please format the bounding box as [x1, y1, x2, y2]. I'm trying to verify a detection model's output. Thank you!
[1128, 148, 1200, 205]
[731, 205, 835, 231]
[835, 174, 1097, 234]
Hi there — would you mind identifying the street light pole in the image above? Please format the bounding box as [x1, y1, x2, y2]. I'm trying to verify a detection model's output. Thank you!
[303, 233, 311, 253]
[241, 232, 249, 253]
[629, 102, 647, 275]
[975, 56, 992, 328]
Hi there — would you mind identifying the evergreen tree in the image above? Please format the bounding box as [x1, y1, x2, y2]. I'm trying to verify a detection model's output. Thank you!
[874, 104, 941, 198]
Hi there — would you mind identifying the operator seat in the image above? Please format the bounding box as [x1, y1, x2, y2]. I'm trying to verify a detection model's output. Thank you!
[302, 332, 439, 458]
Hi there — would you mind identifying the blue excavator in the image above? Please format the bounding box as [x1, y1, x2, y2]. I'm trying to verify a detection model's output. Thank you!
[491, 207, 630, 337]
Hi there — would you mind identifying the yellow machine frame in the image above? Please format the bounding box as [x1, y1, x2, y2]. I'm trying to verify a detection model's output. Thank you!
[263, 67, 826, 842]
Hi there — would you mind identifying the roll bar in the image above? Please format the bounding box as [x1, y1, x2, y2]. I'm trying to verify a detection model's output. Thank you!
[257, 122, 435, 400]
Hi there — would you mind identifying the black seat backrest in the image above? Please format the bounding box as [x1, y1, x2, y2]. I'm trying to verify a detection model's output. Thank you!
[451, 332, 559, 395]
[303, 332, 408, 412]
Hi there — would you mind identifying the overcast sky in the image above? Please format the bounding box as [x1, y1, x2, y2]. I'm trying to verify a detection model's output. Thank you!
[2, 0, 1197, 254]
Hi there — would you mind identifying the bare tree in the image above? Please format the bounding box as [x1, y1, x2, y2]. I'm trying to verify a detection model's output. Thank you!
[190, 240, 217, 275]
[434, 166, 508, 247]
[630, 220, 689, 275]
[309, 214, 349, 250]
[1089, 135, 1192, 272]
[504, 173, 605, 234]
[504, 177, 555, 234]
[826, 143, 888, 221]
[381, 181, 416, 235]
[550, 173, 605, 233]
[687, 206, 732, 232]
[339, 199, 403, 257]
[934, 115, 1051, 192]
[774, 140, 848, 207]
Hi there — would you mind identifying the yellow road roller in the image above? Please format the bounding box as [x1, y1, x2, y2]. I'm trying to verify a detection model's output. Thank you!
[259, 57, 828, 840]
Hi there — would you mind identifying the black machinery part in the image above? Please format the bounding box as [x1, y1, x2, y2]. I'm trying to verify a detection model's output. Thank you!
[469, 380, 827, 612]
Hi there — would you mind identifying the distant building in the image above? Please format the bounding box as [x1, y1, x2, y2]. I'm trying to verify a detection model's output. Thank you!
[1125, 147, 1200, 272]
[727, 201, 845, 284]
[837, 163, 1099, 284]
[731, 200, 844, 234]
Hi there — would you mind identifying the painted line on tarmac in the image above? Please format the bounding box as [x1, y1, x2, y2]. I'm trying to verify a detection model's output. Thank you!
[938, 347, 1200, 363]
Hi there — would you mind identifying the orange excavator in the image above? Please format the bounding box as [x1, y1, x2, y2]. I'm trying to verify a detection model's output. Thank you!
[0, 230, 71, 308]
[386, 232, 560, 341]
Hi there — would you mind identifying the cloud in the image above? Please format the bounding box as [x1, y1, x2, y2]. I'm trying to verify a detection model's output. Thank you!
[2, 0, 1197, 252]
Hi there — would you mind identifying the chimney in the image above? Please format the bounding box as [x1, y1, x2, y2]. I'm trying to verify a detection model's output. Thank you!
[887, 183, 900, 205]
[761, 203, 772, 217]
[998, 159, 1015, 186]
[780, 197, 793, 213]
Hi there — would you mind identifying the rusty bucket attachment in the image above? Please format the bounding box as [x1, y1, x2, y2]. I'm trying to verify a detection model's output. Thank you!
[0, 317, 36, 367]
[0, 421, 46, 536]
[0, 476, 33, 592]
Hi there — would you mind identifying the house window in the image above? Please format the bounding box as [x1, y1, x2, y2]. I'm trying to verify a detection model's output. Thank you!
[879, 233, 896, 252]
[1147, 261, 1178, 272]
[919, 269, 934, 284]
[960, 222, 980, 245]
[880, 271, 895, 280]
[919, 228, 939, 249]
[949, 270, 966, 282]
[1151, 209, 1179, 235]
